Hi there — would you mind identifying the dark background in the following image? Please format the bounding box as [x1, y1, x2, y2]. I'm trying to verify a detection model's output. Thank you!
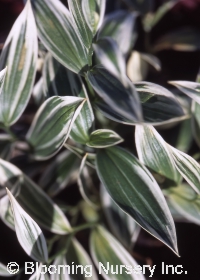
[0, 0, 200, 279]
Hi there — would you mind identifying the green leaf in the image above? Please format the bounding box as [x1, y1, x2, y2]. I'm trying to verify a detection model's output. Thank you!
[31, 0, 89, 74]
[135, 125, 181, 184]
[135, 82, 185, 124]
[7, 188, 48, 262]
[0, 158, 71, 234]
[67, 73, 94, 144]
[87, 66, 143, 124]
[169, 81, 200, 104]
[153, 28, 200, 52]
[42, 53, 71, 98]
[168, 145, 200, 194]
[93, 37, 127, 82]
[82, 0, 106, 36]
[0, 262, 13, 277]
[42, 54, 94, 144]
[39, 150, 78, 197]
[0, 1, 38, 126]
[96, 146, 178, 254]
[165, 184, 200, 225]
[100, 185, 140, 249]
[68, 0, 93, 50]
[99, 10, 137, 55]
[66, 238, 98, 280]
[87, 129, 123, 148]
[90, 226, 145, 280]
[0, 68, 7, 96]
[77, 154, 97, 207]
[26, 96, 85, 160]
[0, 195, 15, 230]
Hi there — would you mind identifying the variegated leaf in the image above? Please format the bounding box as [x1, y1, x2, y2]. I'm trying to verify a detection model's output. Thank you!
[7, 188, 48, 262]
[26, 96, 85, 159]
[0, 0, 38, 126]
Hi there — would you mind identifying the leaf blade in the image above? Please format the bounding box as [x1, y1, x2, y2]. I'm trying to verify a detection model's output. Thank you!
[96, 146, 178, 254]
[0, 1, 38, 126]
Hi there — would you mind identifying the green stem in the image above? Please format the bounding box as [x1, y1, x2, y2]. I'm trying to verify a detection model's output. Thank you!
[71, 223, 97, 234]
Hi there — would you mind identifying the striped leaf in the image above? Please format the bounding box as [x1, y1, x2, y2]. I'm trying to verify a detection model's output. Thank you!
[88, 66, 143, 124]
[7, 188, 48, 262]
[99, 10, 137, 55]
[169, 81, 200, 104]
[43, 54, 94, 144]
[0, 159, 71, 234]
[135, 82, 185, 125]
[39, 150, 79, 197]
[100, 185, 140, 249]
[165, 184, 200, 225]
[87, 129, 123, 148]
[93, 37, 127, 83]
[168, 145, 200, 194]
[96, 146, 178, 254]
[26, 96, 85, 160]
[82, 0, 106, 36]
[0, 0, 38, 126]
[68, 0, 93, 50]
[135, 125, 181, 184]
[31, 0, 89, 74]
[90, 226, 145, 280]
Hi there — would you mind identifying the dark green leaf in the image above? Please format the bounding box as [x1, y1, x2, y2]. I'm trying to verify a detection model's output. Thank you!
[39, 150, 78, 197]
[135, 82, 185, 124]
[96, 146, 178, 254]
[93, 37, 126, 82]
[88, 66, 143, 124]
[101, 185, 140, 249]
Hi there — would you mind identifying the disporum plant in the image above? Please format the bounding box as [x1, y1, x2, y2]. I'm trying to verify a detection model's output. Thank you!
[0, 0, 200, 279]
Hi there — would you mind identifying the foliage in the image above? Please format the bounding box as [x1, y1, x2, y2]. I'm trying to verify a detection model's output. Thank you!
[0, 0, 200, 279]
